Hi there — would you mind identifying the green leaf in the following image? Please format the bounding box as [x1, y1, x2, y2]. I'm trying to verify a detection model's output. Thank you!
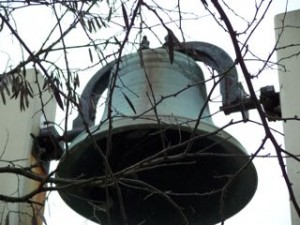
[122, 92, 136, 114]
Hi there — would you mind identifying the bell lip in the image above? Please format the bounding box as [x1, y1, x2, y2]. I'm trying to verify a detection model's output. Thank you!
[56, 115, 258, 223]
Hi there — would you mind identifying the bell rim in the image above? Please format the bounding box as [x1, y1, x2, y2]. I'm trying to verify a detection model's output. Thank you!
[56, 116, 258, 224]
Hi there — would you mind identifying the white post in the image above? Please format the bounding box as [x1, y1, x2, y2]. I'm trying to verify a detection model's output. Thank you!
[275, 9, 300, 225]
[0, 69, 56, 225]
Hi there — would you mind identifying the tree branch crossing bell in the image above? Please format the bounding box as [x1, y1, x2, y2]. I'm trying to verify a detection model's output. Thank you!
[50, 42, 258, 225]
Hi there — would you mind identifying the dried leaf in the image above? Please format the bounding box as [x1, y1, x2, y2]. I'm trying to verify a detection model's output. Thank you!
[121, 3, 129, 29]
[42, 78, 48, 90]
[79, 17, 86, 30]
[1, 91, 6, 105]
[95, 17, 102, 29]
[25, 80, 34, 98]
[0, 19, 4, 32]
[22, 66, 27, 77]
[122, 92, 136, 114]
[90, 19, 96, 32]
[107, 7, 112, 22]
[3, 81, 10, 96]
[25, 93, 29, 108]
[167, 30, 174, 64]
[88, 48, 93, 63]
[114, 36, 121, 46]
[74, 73, 80, 88]
[168, 44, 174, 64]
[87, 20, 93, 33]
[11, 82, 20, 99]
[72, 1, 78, 10]
[53, 88, 64, 110]
[99, 16, 107, 28]
[168, 43, 174, 64]
[20, 93, 25, 111]
[104, 39, 109, 50]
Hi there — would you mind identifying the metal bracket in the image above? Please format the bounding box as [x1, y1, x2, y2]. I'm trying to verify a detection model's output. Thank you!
[260, 85, 281, 121]
[34, 125, 85, 162]
[73, 41, 251, 128]
[174, 41, 252, 120]
[34, 126, 64, 161]
[72, 62, 114, 129]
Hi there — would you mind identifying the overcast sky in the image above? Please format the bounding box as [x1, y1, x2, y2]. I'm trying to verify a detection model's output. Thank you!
[43, 1, 300, 225]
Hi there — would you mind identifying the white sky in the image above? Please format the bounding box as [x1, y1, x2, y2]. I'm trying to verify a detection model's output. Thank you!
[43, 1, 299, 225]
[45, 1, 299, 225]
[1, 0, 300, 225]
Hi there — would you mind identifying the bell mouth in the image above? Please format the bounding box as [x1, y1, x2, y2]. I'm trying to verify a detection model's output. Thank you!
[56, 117, 257, 225]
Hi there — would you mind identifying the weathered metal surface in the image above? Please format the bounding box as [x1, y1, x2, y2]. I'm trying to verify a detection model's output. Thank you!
[57, 48, 257, 225]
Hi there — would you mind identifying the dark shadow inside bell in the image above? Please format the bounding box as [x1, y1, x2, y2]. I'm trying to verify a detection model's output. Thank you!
[57, 127, 257, 225]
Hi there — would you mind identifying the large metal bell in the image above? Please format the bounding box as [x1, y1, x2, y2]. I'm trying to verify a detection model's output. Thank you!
[56, 48, 257, 225]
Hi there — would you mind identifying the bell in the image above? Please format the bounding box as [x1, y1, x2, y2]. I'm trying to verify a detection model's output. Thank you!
[56, 48, 257, 225]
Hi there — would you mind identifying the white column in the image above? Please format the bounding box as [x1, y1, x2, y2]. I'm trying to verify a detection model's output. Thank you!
[0, 69, 56, 225]
[275, 9, 300, 225]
